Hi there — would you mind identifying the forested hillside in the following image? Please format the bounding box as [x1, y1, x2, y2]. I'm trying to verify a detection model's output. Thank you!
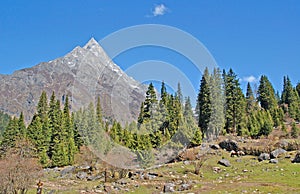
[1, 67, 300, 168]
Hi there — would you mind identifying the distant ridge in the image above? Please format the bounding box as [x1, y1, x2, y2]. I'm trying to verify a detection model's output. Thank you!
[0, 38, 147, 124]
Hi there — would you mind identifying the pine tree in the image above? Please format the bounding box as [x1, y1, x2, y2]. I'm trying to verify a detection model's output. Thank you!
[281, 76, 300, 119]
[160, 81, 168, 105]
[27, 114, 50, 166]
[62, 95, 76, 164]
[143, 83, 158, 122]
[197, 67, 211, 139]
[246, 82, 256, 113]
[223, 68, 246, 134]
[176, 82, 183, 104]
[208, 68, 225, 139]
[1, 117, 19, 150]
[18, 112, 26, 137]
[257, 75, 277, 111]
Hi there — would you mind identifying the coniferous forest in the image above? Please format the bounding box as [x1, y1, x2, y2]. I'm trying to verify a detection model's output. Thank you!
[1, 67, 300, 168]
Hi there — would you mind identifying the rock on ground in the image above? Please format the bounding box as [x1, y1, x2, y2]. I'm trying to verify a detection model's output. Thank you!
[271, 148, 287, 158]
[269, 159, 279, 164]
[218, 159, 231, 167]
[163, 183, 175, 193]
[219, 139, 239, 151]
[258, 153, 270, 162]
[292, 152, 300, 163]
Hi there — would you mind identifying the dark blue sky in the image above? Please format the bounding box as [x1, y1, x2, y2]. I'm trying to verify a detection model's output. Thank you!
[0, 0, 299, 97]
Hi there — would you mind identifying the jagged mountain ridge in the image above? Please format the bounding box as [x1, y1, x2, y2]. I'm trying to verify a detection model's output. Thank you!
[0, 38, 147, 123]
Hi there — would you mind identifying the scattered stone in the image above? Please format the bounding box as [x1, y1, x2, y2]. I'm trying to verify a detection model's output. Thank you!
[213, 167, 222, 173]
[271, 148, 287, 158]
[163, 183, 175, 193]
[76, 172, 88, 180]
[210, 144, 220, 150]
[258, 153, 270, 162]
[269, 159, 279, 164]
[218, 159, 231, 167]
[178, 183, 192, 191]
[184, 161, 191, 165]
[292, 152, 300, 163]
[87, 175, 102, 181]
[243, 169, 248, 172]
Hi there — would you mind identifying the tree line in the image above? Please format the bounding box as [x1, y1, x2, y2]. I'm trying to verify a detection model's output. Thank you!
[1, 67, 300, 168]
[196, 67, 300, 140]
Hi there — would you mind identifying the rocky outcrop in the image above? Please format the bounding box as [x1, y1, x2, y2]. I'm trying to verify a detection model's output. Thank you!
[219, 139, 239, 151]
[0, 38, 147, 124]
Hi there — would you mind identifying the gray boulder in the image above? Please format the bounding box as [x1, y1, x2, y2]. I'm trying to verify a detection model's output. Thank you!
[76, 171, 88, 180]
[218, 159, 231, 167]
[87, 175, 102, 181]
[163, 183, 175, 193]
[219, 139, 239, 151]
[271, 148, 287, 158]
[292, 152, 300, 163]
[269, 159, 278, 164]
[60, 166, 75, 177]
[258, 153, 270, 162]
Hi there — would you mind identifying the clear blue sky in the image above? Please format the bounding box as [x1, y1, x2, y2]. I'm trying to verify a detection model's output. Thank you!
[1, 1, 300, 99]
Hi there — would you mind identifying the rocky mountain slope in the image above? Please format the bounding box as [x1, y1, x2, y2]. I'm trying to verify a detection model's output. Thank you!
[0, 38, 147, 123]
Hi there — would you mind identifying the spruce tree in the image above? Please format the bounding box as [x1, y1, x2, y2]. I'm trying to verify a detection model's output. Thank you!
[281, 76, 300, 119]
[160, 81, 168, 105]
[223, 68, 246, 134]
[257, 75, 277, 110]
[246, 82, 256, 113]
[143, 83, 158, 121]
[197, 67, 211, 139]
[18, 112, 26, 137]
[62, 95, 76, 164]
[1, 117, 19, 150]
[208, 68, 225, 138]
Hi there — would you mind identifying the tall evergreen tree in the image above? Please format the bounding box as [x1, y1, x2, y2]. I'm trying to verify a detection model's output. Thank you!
[176, 82, 183, 104]
[143, 83, 158, 121]
[18, 112, 26, 137]
[160, 81, 168, 105]
[246, 82, 256, 113]
[281, 76, 300, 119]
[1, 117, 19, 150]
[257, 75, 277, 111]
[208, 68, 225, 138]
[62, 95, 76, 164]
[197, 67, 211, 139]
[223, 68, 246, 134]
